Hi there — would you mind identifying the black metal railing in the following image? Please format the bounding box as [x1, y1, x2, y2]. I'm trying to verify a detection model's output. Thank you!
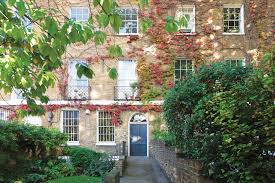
[114, 86, 140, 101]
[66, 85, 90, 100]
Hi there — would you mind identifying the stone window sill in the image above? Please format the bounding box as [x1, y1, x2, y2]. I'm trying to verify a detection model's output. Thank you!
[67, 141, 80, 146]
[223, 32, 245, 36]
[96, 142, 116, 146]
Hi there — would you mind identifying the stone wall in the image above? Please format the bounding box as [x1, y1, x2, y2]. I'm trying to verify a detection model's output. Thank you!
[150, 140, 216, 183]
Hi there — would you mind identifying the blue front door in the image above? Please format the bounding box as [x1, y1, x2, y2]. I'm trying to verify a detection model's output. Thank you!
[130, 124, 147, 156]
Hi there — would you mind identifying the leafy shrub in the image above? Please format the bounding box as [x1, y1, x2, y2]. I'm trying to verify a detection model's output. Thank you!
[23, 173, 46, 183]
[163, 61, 274, 182]
[194, 71, 274, 182]
[66, 147, 101, 174]
[153, 130, 176, 146]
[32, 159, 75, 181]
[84, 154, 114, 177]
[0, 121, 67, 182]
[163, 62, 252, 154]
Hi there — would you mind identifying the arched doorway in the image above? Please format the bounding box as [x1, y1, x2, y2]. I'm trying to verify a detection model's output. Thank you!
[129, 113, 148, 156]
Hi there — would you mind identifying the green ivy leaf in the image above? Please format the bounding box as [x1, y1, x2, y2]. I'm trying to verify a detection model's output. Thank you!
[108, 45, 123, 58]
[165, 16, 178, 33]
[16, 1, 26, 17]
[93, 0, 100, 7]
[76, 63, 94, 79]
[96, 13, 110, 28]
[8, 0, 16, 6]
[110, 13, 122, 33]
[140, 18, 152, 33]
[102, 0, 112, 14]
[139, 0, 149, 8]
[45, 17, 58, 36]
[108, 67, 118, 80]
[94, 31, 106, 45]
[179, 14, 190, 28]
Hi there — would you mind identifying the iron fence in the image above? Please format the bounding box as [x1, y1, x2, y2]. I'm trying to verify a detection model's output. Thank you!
[0, 106, 15, 121]
[66, 85, 90, 100]
[114, 86, 140, 101]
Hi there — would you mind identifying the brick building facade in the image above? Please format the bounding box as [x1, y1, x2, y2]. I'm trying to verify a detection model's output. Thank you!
[0, 0, 274, 156]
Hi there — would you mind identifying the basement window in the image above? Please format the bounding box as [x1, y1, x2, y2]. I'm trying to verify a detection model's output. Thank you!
[225, 58, 245, 67]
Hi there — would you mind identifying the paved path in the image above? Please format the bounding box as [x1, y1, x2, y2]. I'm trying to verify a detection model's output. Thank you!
[120, 156, 171, 183]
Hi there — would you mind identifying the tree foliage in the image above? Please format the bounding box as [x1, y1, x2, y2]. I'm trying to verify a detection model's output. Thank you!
[0, 121, 67, 182]
[0, 0, 142, 114]
[163, 57, 274, 182]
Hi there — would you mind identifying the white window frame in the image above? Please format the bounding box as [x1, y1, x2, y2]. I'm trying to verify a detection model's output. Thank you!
[225, 58, 246, 67]
[174, 58, 194, 83]
[60, 110, 80, 146]
[223, 4, 244, 35]
[117, 7, 139, 35]
[69, 7, 90, 22]
[175, 5, 196, 34]
[96, 111, 116, 146]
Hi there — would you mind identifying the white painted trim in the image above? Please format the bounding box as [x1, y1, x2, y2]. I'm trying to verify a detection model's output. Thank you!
[128, 113, 149, 157]
[60, 109, 80, 146]
[67, 141, 80, 146]
[96, 142, 116, 146]
[222, 33, 245, 35]
[0, 100, 164, 106]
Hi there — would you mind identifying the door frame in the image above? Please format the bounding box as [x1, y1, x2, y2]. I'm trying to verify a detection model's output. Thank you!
[128, 113, 149, 157]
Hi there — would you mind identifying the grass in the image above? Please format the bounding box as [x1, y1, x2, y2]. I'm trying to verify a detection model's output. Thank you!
[47, 176, 102, 183]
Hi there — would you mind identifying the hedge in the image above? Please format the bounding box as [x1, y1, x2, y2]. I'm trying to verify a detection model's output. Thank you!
[163, 61, 274, 182]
